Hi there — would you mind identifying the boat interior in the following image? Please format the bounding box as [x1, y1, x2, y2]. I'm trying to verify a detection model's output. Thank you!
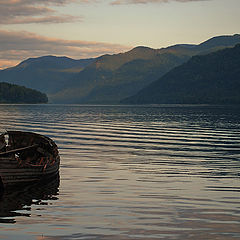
[0, 131, 58, 167]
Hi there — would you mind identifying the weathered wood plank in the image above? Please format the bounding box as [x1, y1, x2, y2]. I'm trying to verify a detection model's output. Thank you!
[0, 144, 39, 156]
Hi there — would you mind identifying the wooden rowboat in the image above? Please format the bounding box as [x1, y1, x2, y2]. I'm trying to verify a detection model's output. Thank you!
[0, 131, 60, 190]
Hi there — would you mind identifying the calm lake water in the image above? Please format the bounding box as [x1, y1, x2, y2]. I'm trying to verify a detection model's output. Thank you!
[0, 104, 240, 240]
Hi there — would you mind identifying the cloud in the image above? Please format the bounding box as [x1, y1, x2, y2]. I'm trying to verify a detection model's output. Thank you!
[1, 15, 82, 25]
[0, 0, 208, 24]
[110, 0, 209, 5]
[0, 0, 89, 25]
[0, 29, 131, 69]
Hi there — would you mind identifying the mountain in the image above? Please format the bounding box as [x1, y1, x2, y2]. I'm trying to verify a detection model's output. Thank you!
[122, 44, 240, 104]
[0, 82, 48, 104]
[0, 56, 95, 94]
[50, 34, 240, 103]
[50, 47, 189, 103]
[0, 34, 240, 104]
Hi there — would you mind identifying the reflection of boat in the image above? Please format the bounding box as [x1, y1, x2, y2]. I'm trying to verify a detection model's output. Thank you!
[0, 174, 60, 223]
[0, 131, 60, 189]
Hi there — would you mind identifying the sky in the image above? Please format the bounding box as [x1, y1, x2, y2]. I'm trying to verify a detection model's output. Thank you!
[0, 0, 239, 69]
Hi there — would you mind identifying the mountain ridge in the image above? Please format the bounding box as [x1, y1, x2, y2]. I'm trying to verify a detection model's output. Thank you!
[50, 34, 240, 103]
[0, 55, 96, 94]
[0, 34, 240, 104]
[122, 44, 240, 104]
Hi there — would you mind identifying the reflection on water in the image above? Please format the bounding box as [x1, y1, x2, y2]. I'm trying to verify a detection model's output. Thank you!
[0, 104, 240, 240]
[0, 174, 59, 224]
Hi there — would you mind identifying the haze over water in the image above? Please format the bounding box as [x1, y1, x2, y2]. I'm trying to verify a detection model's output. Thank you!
[0, 104, 240, 240]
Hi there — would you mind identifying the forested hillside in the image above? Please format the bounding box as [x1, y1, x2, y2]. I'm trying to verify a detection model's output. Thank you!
[123, 44, 240, 104]
[50, 34, 240, 103]
[1, 34, 240, 104]
[0, 82, 48, 103]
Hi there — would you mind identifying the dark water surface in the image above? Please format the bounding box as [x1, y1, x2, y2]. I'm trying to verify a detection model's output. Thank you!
[0, 104, 240, 240]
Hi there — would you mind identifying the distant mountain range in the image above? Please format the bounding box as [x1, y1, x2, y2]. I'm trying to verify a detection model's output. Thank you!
[0, 34, 240, 104]
[123, 44, 240, 104]
[0, 82, 48, 104]
[0, 56, 95, 94]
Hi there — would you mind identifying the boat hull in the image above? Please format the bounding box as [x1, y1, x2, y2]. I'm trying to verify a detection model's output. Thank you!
[0, 131, 60, 189]
[0, 156, 60, 188]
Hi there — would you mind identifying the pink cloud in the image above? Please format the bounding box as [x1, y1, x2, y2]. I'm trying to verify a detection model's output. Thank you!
[111, 0, 209, 5]
[0, 30, 131, 69]
[0, 60, 20, 70]
[0, 0, 90, 25]
[3, 15, 82, 25]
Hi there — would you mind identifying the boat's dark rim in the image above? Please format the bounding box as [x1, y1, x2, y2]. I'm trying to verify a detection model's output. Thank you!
[2, 130, 56, 144]
[0, 131, 60, 190]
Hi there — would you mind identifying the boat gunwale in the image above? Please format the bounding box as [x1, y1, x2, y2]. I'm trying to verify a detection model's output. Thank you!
[0, 131, 60, 189]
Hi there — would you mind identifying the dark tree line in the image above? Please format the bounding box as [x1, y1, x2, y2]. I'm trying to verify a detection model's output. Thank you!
[0, 82, 48, 104]
[123, 44, 240, 104]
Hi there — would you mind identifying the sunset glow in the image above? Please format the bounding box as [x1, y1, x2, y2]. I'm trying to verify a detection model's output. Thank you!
[0, 0, 239, 68]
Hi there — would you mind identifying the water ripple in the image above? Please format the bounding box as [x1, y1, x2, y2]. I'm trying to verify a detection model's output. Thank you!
[0, 104, 240, 240]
